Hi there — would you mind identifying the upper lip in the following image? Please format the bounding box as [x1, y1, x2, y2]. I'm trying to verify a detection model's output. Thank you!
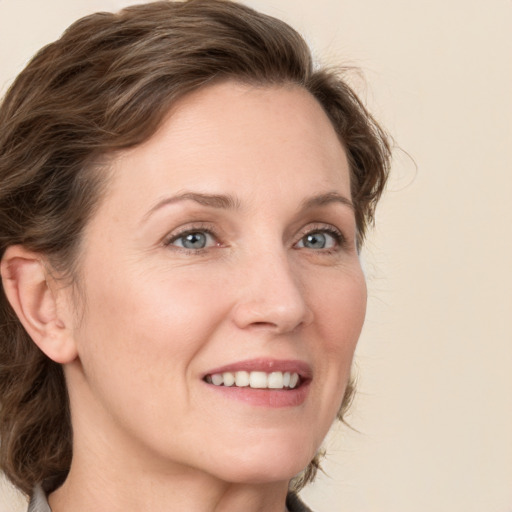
[203, 358, 312, 379]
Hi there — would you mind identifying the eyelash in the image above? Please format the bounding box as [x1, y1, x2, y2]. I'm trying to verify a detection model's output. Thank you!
[163, 223, 219, 255]
[163, 223, 346, 254]
[295, 224, 346, 253]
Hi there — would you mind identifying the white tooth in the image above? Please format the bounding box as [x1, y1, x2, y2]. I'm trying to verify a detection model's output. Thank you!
[223, 372, 235, 387]
[283, 372, 291, 387]
[249, 371, 268, 389]
[235, 371, 250, 387]
[268, 372, 284, 389]
[211, 373, 224, 386]
[289, 373, 299, 389]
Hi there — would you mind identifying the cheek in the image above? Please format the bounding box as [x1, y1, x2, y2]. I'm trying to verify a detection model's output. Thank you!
[307, 267, 366, 409]
[68, 265, 232, 447]
[314, 267, 367, 352]
[73, 264, 229, 379]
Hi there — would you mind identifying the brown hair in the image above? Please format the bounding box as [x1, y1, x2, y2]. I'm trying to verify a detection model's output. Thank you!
[0, 0, 391, 496]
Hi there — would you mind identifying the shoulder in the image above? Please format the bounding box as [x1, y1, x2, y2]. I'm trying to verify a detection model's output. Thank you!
[286, 492, 315, 512]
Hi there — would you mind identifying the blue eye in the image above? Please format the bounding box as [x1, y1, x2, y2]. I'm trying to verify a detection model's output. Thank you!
[169, 231, 215, 250]
[296, 230, 339, 250]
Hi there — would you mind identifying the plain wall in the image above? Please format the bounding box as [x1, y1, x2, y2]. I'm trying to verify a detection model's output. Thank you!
[0, 1, 511, 511]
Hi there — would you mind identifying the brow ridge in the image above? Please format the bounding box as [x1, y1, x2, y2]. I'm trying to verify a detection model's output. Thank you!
[143, 190, 352, 224]
[143, 192, 241, 222]
[300, 192, 354, 211]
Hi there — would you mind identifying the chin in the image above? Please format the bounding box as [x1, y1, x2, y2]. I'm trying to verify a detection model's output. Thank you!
[213, 462, 308, 486]
[204, 437, 317, 486]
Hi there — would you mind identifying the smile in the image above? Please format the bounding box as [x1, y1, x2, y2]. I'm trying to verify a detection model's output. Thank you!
[204, 371, 301, 390]
[202, 359, 312, 407]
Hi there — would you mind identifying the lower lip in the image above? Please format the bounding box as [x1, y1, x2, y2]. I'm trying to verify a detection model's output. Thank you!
[204, 381, 310, 408]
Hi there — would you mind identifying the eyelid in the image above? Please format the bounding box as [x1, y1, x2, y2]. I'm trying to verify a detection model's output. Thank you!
[294, 223, 347, 249]
[162, 221, 348, 253]
[163, 223, 221, 249]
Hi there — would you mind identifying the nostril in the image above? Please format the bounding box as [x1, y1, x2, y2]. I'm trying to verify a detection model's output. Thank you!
[246, 319, 307, 334]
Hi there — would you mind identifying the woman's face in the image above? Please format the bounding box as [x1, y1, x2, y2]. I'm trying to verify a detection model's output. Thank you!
[64, 82, 367, 485]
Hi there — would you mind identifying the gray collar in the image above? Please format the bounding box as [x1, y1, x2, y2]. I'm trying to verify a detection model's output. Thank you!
[28, 485, 51, 512]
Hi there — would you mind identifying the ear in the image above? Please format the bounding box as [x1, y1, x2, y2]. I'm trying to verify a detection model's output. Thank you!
[0, 245, 78, 364]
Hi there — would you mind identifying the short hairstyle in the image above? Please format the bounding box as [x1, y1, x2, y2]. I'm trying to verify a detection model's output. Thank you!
[0, 0, 391, 496]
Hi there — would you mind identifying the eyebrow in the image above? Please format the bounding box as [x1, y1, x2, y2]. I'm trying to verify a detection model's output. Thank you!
[142, 190, 353, 224]
[142, 192, 240, 223]
[300, 192, 354, 211]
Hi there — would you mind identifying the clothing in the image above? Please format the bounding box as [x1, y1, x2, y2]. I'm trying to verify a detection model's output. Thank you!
[27, 486, 50, 512]
[28, 485, 313, 512]
[286, 492, 314, 512]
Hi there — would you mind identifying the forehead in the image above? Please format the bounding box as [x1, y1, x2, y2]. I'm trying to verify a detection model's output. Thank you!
[100, 81, 351, 217]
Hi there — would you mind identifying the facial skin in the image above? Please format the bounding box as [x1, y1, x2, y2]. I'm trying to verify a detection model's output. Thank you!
[49, 82, 367, 511]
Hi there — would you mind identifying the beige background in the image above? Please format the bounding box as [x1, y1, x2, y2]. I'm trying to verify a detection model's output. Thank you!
[1, 0, 511, 511]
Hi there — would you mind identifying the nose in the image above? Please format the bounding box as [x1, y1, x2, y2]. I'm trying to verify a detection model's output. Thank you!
[231, 249, 314, 334]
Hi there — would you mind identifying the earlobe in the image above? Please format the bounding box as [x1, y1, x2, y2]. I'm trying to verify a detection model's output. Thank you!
[0, 245, 78, 364]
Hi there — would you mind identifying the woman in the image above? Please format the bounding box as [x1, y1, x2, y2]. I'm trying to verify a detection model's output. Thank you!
[0, 1, 391, 511]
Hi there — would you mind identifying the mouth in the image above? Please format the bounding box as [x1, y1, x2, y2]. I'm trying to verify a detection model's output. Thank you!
[202, 359, 311, 408]
[204, 370, 302, 390]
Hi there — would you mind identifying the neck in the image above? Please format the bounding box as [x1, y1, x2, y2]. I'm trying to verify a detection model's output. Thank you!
[48, 423, 290, 512]
[49, 471, 290, 512]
